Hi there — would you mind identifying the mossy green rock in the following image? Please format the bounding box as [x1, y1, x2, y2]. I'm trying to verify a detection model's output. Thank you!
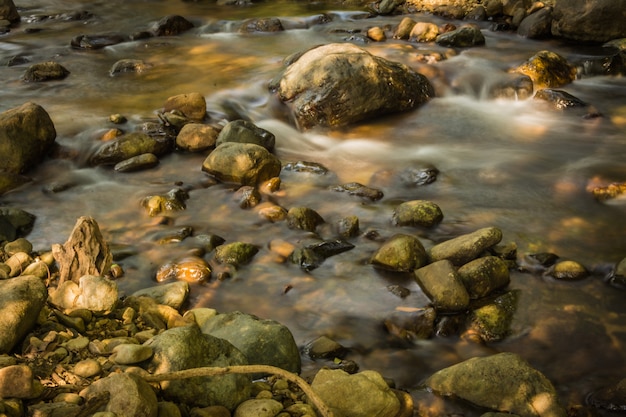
[429, 227, 502, 266]
[458, 256, 510, 299]
[90, 132, 172, 166]
[466, 291, 518, 342]
[371, 233, 428, 272]
[214, 242, 259, 267]
[392, 200, 443, 228]
[202, 142, 281, 186]
[415, 260, 470, 312]
[513, 50, 576, 89]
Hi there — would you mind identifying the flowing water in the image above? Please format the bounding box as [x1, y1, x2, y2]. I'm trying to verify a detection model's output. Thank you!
[2, 0, 626, 414]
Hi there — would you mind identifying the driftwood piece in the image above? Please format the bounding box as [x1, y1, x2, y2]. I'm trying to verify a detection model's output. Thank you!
[52, 216, 112, 284]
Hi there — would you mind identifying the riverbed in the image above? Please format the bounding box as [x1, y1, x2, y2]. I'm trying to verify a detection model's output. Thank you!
[1, 0, 626, 415]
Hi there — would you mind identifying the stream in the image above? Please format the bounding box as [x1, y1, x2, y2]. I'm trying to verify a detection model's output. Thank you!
[1, 0, 626, 415]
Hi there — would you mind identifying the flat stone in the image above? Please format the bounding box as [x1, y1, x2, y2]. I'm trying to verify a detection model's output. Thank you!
[428, 227, 503, 266]
[415, 260, 470, 312]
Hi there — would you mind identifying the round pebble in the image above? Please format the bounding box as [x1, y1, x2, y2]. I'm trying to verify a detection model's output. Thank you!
[550, 260, 589, 280]
[111, 344, 153, 365]
[73, 359, 102, 378]
[64, 336, 90, 352]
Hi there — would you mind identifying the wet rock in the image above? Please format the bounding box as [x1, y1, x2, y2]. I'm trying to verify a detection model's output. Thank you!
[0, 102, 56, 175]
[0, 364, 41, 399]
[336, 215, 360, 238]
[70, 33, 126, 49]
[426, 352, 567, 417]
[270, 42, 433, 129]
[176, 123, 219, 152]
[489, 73, 534, 99]
[163, 92, 206, 121]
[465, 291, 518, 342]
[290, 239, 355, 271]
[257, 203, 288, 223]
[286, 206, 324, 232]
[202, 142, 281, 186]
[551, 0, 626, 43]
[51, 216, 113, 284]
[81, 372, 158, 417]
[152, 15, 194, 36]
[512, 50, 577, 89]
[214, 242, 259, 267]
[392, 200, 443, 228]
[410, 22, 440, 42]
[370, 234, 428, 272]
[367, 26, 387, 42]
[22, 61, 70, 82]
[533, 89, 588, 110]
[215, 120, 275, 151]
[234, 185, 261, 209]
[239, 17, 284, 33]
[132, 281, 190, 310]
[304, 335, 347, 359]
[49, 274, 119, 315]
[155, 255, 211, 284]
[283, 160, 329, 175]
[591, 182, 626, 201]
[457, 256, 510, 299]
[311, 368, 401, 417]
[199, 311, 301, 374]
[0, 0, 20, 24]
[415, 260, 470, 312]
[383, 306, 436, 341]
[110, 59, 151, 76]
[436, 24, 485, 47]
[428, 226, 503, 266]
[372, 0, 405, 15]
[548, 260, 588, 281]
[0, 275, 47, 354]
[90, 132, 173, 166]
[141, 188, 189, 217]
[330, 182, 384, 201]
[144, 324, 251, 409]
[518, 7, 552, 39]
[393, 17, 416, 39]
[114, 153, 159, 172]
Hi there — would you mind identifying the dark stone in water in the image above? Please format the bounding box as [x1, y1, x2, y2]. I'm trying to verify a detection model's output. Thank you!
[239, 17, 284, 33]
[283, 161, 330, 175]
[22, 61, 70, 82]
[70, 34, 127, 49]
[331, 182, 384, 201]
[534, 89, 588, 109]
[152, 15, 194, 36]
[291, 239, 355, 271]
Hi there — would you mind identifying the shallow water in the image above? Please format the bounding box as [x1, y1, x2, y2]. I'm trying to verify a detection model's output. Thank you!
[2, 0, 626, 414]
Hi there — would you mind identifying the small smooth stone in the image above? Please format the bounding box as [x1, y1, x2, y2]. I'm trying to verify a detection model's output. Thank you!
[114, 153, 159, 172]
[111, 344, 154, 365]
[550, 260, 588, 280]
[74, 358, 102, 378]
[4, 238, 32, 256]
[64, 336, 90, 352]
[0, 365, 40, 399]
[53, 392, 83, 404]
[234, 399, 283, 417]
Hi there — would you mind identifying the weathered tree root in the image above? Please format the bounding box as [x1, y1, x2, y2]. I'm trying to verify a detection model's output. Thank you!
[143, 364, 334, 417]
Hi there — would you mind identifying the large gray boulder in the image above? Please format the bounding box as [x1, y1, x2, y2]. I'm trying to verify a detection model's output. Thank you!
[270, 43, 434, 129]
[198, 311, 301, 375]
[0, 102, 56, 175]
[144, 324, 251, 410]
[426, 352, 567, 417]
[0, 275, 48, 354]
[551, 0, 626, 43]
